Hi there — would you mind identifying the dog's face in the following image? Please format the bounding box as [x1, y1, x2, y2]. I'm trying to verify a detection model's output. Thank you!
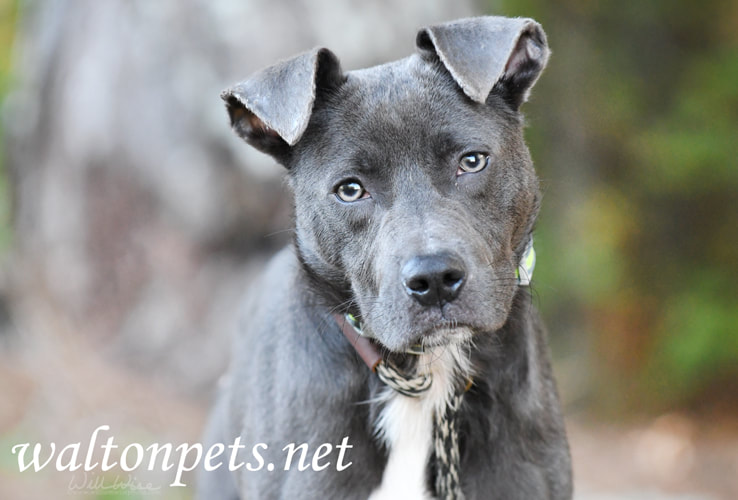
[223, 17, 549, 351]
[290, 60, 539, 350]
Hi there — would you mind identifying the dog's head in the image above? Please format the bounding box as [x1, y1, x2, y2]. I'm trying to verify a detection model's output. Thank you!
[222, 16, 549, 352]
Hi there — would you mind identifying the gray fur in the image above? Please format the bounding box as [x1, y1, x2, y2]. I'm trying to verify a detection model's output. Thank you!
[200, 15, 572, 499]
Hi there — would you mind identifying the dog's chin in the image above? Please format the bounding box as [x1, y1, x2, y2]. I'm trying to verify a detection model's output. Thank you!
[378, 325, 475, 353]
[417, 326, 475, 348]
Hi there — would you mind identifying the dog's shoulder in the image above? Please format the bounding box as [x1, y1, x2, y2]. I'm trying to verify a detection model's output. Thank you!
[232, 246, 303, 362]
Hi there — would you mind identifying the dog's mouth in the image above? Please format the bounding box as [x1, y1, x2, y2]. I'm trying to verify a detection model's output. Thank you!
[353, 258, 516, 352]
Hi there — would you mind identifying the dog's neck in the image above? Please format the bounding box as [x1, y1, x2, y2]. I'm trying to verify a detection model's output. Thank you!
[293, 243, 356, 310]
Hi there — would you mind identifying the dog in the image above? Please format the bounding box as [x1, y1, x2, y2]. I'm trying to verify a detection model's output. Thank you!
[197, 15, 572, 500]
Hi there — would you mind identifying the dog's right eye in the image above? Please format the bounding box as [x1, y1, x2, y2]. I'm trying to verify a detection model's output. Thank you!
[335, 180, 368, 203]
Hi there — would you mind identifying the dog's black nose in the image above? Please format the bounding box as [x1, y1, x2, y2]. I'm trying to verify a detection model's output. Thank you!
[401, 253, 466, 307]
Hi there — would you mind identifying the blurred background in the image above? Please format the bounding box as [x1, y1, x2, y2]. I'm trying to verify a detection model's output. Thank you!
[0, 0, 736, 499]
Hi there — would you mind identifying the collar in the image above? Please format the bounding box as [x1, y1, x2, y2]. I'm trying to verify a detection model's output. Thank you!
[333, 312, 424, 370]
[332, 312, 384, 371]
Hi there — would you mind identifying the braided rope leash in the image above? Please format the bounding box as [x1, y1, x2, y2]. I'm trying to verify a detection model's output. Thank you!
[334, 312, 467, 500]
[433, 392, 465, 500]
[375, 360, 432, 397]
[376, 359, 466, 500]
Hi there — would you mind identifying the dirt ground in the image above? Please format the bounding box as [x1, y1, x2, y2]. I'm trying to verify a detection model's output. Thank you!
[569, 413, 738, 500]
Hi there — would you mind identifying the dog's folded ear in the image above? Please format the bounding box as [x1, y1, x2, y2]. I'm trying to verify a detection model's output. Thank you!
[416, 16, 549, 110]
[221, 48, 344, 162]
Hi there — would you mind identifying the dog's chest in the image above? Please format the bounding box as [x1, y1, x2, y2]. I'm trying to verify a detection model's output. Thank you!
[369, 348, 470, 500]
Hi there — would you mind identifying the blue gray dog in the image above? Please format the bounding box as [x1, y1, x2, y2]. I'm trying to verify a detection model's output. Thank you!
[198, 15, 572, 500]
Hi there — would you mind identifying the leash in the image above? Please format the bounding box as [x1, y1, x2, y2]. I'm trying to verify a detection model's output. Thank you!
[433, 392, 464, 499]
[333, 313, 466, 500]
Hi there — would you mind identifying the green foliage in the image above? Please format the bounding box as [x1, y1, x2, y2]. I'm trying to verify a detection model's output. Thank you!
[631, 48, 738, 194]
[660, 275, 738, 388]
[94, 488, 145, 500]
[488, 0, 738, 413]
[0, 0, 18, 253]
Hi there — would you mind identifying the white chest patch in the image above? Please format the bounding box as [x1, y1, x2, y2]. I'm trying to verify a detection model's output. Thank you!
[369, 338, 472, 500]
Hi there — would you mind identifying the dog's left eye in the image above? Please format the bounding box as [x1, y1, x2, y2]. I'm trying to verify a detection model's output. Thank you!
[335, 180, 369, 202]
[458, 152, 490, 175]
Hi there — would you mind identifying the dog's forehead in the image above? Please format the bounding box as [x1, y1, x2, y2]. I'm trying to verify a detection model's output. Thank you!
[347, 56, 431, 94]
[307, 54, 507, 157]
[340, 55, 462, 120]
[292, 53, 520, 184]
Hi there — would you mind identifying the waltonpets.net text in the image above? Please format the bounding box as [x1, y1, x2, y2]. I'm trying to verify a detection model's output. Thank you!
[11, 425, 353, 486]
